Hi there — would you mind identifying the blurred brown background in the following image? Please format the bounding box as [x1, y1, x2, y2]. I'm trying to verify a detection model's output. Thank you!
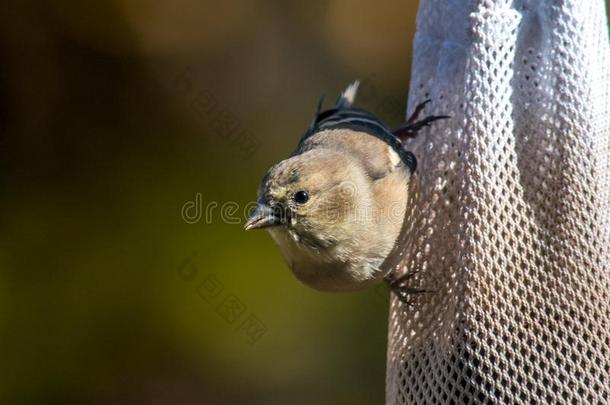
[7, 1, 606, 405]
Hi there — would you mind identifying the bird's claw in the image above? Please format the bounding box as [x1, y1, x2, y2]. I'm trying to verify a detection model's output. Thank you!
[393, 100, 451, 142]
[406, 99, 432, 125]
[384, 271, 435, 306]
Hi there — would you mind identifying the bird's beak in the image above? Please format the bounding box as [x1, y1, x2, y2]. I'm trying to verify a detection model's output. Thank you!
[244, 203, 281, 231]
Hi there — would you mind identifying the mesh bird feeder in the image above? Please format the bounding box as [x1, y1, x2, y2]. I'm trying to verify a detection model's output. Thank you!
[386, 0, 610, 403]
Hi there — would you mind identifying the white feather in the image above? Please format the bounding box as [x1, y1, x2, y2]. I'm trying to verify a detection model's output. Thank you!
[340, 80, 360, 107]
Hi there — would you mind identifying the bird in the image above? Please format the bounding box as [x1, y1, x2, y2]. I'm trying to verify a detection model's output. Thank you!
[245, 81, 447, 301]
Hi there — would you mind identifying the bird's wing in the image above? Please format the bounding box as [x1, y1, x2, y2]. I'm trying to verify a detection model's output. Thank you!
[297, 81, 417, 174]
[299, 129, 408, 181]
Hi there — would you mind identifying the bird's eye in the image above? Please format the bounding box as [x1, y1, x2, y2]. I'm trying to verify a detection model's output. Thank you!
[293, 190, 309, 204]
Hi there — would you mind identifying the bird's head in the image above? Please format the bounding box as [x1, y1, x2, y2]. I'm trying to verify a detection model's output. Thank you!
[245, 148, 374, 252]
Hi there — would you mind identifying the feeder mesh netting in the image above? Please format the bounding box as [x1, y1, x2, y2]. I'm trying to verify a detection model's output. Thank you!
[386, 0, 610, 403]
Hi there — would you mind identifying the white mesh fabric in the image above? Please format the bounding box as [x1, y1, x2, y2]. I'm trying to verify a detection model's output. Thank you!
[386, 1, 610, 403]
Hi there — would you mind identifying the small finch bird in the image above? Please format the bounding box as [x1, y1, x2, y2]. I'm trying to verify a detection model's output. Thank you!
[245, 81, 447, 300]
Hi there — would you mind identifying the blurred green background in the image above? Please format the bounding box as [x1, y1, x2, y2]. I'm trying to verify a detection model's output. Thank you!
[0, 2, 417, 404]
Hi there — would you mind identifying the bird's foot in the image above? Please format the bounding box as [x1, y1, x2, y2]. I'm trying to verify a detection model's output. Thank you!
[384, 271, 435, 306]
[393, 99, 450, 142]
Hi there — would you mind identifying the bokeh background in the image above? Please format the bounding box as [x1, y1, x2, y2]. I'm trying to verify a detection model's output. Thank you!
[9, 1, 601, 404]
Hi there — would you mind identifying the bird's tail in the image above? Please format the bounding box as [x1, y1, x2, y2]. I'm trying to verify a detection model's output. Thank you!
[335, 80, 360, 109]
[308, 80, 360, 131]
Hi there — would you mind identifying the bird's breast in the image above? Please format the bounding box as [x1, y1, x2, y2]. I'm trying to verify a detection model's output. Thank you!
[266, 226, 383, 292]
